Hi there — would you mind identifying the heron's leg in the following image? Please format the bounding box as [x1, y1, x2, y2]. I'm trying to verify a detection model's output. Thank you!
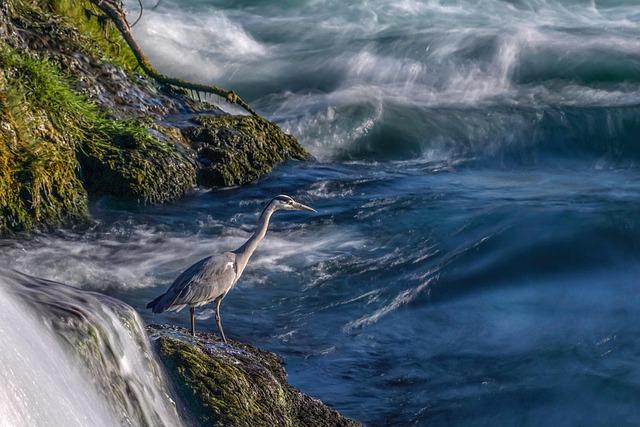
[214, 296, 227, 343]
[189, 307, 195, 337]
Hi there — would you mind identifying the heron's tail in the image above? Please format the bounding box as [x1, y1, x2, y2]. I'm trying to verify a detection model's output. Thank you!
[146, 293, 169, 313]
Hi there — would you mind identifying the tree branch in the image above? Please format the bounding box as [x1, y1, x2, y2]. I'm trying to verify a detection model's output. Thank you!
[90, 0, 257, 115]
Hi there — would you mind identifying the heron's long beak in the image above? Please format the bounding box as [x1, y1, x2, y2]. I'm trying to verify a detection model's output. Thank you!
[293, 202, 317, 213]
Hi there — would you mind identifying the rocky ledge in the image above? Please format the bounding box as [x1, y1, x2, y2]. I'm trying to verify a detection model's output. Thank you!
[148, 324, 359, 427]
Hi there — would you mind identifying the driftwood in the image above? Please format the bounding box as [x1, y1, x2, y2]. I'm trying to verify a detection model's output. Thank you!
[89, 0, 257, 115]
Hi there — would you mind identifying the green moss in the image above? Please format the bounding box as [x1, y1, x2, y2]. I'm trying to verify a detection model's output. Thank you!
[0, 42, 195, 233]
[51, 0, 139, 70]
[74, 324, 101, 362]
[79, 118, 197, 204]
[158, 337, 293, 426]
[7, 0, 139, 71]
[185, 115, 309, 188]
[154, 331, 359, 427]
[0, 44, 89, 232]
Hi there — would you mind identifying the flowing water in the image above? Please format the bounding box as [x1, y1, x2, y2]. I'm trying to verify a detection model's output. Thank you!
[0, 270, 184, 427]
[3, 0, 640, 425]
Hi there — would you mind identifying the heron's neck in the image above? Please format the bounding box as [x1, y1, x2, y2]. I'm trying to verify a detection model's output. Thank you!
[234, 207, 275, 264]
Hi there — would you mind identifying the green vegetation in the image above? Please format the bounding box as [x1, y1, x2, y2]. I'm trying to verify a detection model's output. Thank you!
[154, 329, 359, 427]
[0, 42, 195, 233]
[0, 44, 89, 232]
[6, 0, 139, 71]
[49, 0, 139, 70]
[0, 0, 306, 234]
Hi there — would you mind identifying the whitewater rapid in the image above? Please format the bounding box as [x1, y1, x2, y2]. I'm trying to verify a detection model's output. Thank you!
[0, 283, 117, 427]
[128, 0, 640, 161]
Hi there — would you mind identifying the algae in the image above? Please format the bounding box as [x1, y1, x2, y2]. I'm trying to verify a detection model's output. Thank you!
[186, 115, 310, 188]
[151, 326, 359, 427]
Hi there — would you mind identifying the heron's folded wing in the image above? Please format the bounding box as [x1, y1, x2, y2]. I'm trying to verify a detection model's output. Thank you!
[171, 252, 237, 307]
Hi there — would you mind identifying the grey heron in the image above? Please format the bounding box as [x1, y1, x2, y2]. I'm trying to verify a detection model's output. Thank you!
[146, 195, 316, 342]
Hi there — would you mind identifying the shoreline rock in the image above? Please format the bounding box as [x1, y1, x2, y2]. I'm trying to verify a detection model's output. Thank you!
[0, 0, 309, 235]
[148, 324, 360, 427]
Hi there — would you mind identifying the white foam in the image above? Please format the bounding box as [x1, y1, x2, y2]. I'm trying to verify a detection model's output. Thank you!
[129, 3, 268, 83]
[0, 283, 117, 427]
[344, 276, 436, 331]
[124, 0, 640, 160]
[0, 222, 358, 292]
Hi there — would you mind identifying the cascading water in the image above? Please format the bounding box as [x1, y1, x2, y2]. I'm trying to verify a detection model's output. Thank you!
[0, 281, 118, 427]
[0, 270, 185, 427]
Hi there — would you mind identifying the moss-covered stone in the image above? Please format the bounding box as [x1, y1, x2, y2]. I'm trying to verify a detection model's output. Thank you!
[149, 325, 359, 427]
[0, 42, 196, 232]
[0, 45, 90, 232]
[185, 115, 310, 188]
[78, 119, 197, 204]
[0, 0, 310, 234]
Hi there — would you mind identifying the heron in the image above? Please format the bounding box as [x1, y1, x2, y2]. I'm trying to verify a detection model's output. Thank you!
[146, 195, 316, 342]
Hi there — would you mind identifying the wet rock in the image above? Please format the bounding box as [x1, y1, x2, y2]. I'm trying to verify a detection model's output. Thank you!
[185, 115, 310, 187]
[78, 121, 198, 204]
[147, 324, 360, 427]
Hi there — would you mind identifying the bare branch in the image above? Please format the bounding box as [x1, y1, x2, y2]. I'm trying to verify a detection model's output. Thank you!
[90, 0, 257, 115]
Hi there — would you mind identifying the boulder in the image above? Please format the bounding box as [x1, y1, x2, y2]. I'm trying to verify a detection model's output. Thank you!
[185, 115, 310, 188]
[148, 324, 360, 427]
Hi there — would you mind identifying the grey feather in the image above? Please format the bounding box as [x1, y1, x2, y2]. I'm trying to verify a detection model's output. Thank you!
[147, 252, 237, 313]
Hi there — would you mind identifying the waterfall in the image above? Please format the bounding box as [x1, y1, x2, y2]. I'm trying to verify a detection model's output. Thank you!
[0, 270, 185, 427]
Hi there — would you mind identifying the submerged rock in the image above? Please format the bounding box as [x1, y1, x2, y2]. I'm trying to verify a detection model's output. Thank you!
[148, 324, 360, 427]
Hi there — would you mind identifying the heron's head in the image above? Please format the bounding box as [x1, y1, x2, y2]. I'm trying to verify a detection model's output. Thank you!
[268, 195, 316, 213]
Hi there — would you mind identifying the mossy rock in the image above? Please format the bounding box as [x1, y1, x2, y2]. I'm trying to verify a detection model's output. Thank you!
[0, 0, 311, 234]
[0, 42, 196, 233]
[148, 325, 359, 427]
[184, 115, 310, 188]
[0, 44, 90, 232]
[78, 120, 197, 204]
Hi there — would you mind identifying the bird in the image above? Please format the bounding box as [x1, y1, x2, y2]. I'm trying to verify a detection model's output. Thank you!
[146, 195, 316, 342]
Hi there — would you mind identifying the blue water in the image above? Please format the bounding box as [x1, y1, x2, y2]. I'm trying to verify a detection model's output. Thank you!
[4, 0, 640, 425]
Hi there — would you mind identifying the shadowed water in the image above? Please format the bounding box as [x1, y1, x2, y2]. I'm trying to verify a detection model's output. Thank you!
[2, 161, 640, 425]
[2, 0, 640, 425]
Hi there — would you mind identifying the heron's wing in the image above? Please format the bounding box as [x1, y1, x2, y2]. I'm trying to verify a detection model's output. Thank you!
[148, 253, 237, 312]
